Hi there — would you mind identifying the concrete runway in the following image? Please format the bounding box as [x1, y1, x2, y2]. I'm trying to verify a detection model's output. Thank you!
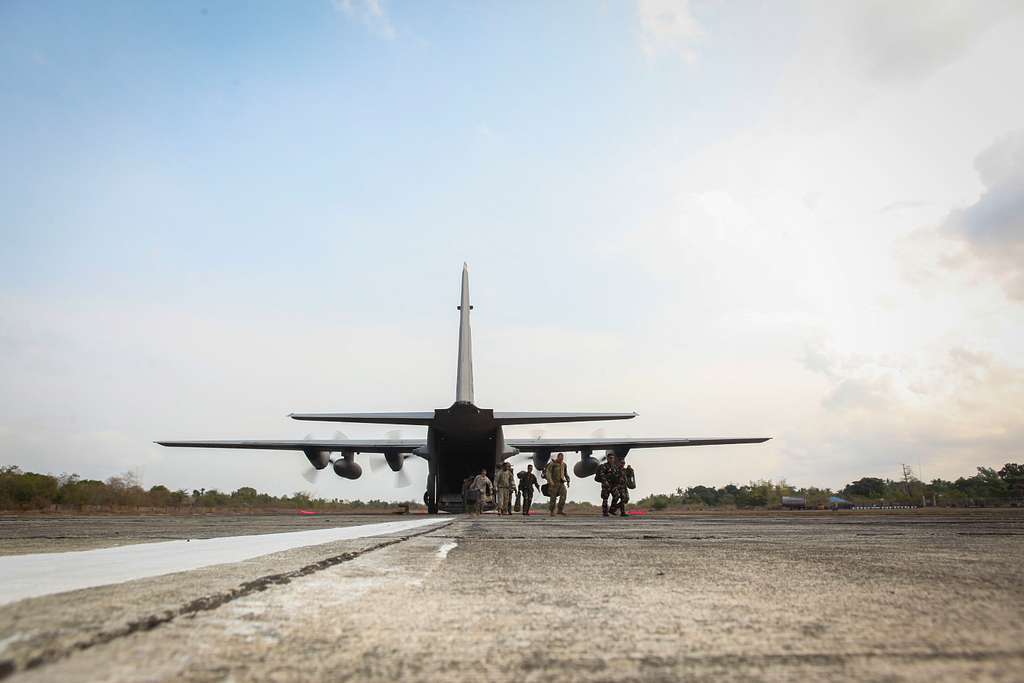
[0, 518, 445, 606]
[1, 511, 1022, 682]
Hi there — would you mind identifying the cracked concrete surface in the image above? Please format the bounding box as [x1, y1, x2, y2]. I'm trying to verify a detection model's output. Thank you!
[1, 511, 1022, 682]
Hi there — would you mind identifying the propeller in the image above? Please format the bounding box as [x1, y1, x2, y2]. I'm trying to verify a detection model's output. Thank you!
[301, 432, 347, 484]
[371, 431, 401, 473]
[394, 465, 412, 488]
[370, 429, 413, 488]
[301, 433, 320, 484]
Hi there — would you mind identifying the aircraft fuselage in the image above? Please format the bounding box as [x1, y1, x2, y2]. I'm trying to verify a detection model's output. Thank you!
[425, 402, 535, 513]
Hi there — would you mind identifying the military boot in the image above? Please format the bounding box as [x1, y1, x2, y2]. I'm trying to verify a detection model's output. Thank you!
[602, 502, 609, 517]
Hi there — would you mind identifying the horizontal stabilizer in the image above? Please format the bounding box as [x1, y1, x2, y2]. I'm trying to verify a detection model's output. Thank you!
[288, 412, 435, 425]
[493, 412, 637, 426]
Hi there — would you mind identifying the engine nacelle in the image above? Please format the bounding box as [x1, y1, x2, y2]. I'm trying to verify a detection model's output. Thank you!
[384, 452, 406, 472]
[333, 452, 363, 480]
[303, 449, 331, 470]
[533, 452, 551, 474]
[573, 455, 600, 478]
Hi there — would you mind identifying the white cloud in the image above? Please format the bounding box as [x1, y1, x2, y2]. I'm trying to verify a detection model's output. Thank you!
[940, 130, 1024, 300]
[797, 342, 1024, 480]
[777, 1, 1024, 129]
[635, 0, 704, 63]
[603, 10, 1024, 485]
[334, 0, 395, 39]
[838, 0, 1018, 84]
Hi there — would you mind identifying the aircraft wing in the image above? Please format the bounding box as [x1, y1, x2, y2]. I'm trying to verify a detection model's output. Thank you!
[156, 439, 426, 454]
[507, 437, 770, 453]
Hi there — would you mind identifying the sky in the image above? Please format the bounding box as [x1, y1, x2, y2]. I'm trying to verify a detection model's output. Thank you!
[2, 0, 1023, 501]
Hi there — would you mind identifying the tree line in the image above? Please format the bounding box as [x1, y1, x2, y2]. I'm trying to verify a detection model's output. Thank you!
[2, 462, 1022, 512]
[635, 463, 1024, 510]
[0, 466, 419, 512]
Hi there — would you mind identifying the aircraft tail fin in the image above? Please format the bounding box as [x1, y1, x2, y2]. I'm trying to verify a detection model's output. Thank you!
[455, 263, 474, 404]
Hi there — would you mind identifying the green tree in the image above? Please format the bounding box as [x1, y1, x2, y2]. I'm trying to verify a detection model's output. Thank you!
[685, 485, 721, 506]
[59, 479, 107, 506]
[231, 487, 259, 506]
[998, 463, 1024, 499]
[0, 467, 59, 508]
[735, 484, 767, 508]
[147, 485, 172, 507]
[843, 477, 887, 499]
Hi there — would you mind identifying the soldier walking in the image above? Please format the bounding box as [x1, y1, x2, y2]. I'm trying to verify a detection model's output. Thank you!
[495, 462, 514, 515]
[505, 462, 516, 514]
[471, 468, 492, 515]
[609, 461, 634, 517]
[545, 452, 570, 516]
[518, 464, 540, 516]
[595, 454, 620, 517]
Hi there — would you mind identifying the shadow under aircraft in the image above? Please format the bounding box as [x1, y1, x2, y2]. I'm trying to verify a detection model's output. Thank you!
[159, 264, 769, 513]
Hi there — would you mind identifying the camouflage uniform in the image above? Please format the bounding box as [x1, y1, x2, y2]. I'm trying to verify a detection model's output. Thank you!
[495, 466, 515, 515]
[517, 469, 539, 515]
[471, 473, 492, 515]
[545, 460, 570, 515]
[609, 464, 629, 516]
[595, 460, 620, 517]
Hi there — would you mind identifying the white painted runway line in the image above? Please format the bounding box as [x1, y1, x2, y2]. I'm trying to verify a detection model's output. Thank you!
[0, 517, 445, 606]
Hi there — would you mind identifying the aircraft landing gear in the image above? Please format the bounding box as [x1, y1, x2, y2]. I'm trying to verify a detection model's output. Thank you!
[424, 470, 439, 514]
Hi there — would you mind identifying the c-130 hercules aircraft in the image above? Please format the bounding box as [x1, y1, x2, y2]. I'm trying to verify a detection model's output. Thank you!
[159, 264, 769, 513]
